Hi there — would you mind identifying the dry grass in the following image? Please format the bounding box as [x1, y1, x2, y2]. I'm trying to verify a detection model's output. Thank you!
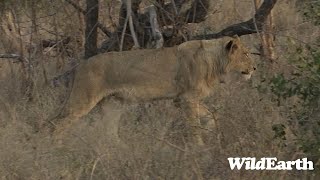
[0, 57, 314, 179]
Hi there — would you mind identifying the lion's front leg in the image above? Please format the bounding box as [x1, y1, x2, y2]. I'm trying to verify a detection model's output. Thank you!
[176, 97, 206, 146]
[197, 102, 217, 128]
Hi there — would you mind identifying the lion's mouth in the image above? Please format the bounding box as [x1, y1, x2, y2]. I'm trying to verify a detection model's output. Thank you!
[241, 71, 252, 80]
[241, 71, 250, 75]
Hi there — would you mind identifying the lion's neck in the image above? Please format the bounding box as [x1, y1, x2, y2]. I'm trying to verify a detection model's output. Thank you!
[214, 52, 230, 78]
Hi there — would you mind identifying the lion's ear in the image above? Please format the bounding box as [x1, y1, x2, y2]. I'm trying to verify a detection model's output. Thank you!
[233, 35, 240, 39]
[232, 35, 241, 44]
[226, 40, 238, 53]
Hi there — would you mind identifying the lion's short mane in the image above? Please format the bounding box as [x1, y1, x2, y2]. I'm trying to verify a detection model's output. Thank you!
[175, 38, 231, 99]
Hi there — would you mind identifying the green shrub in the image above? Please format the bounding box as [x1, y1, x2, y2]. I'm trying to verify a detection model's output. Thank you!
[270, 41, 320, 169]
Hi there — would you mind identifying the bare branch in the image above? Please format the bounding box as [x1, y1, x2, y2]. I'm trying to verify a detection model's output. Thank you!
[0, 53, 21, 59]
[41, 37, 71, 48]
[65, 0, 112, 37]
[147, 5, 164, 48]
[193, 0, 278, 39]
[65, 0, 86, 14]
[125, 0, 140, 49]
[254, 0, 276, 62]
[119, 14, 129, 51]
[171, 0, 178, 15]
[185, 0, 209, 23]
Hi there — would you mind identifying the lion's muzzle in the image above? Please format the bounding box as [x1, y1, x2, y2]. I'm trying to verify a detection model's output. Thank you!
[241, 66, 256, 80]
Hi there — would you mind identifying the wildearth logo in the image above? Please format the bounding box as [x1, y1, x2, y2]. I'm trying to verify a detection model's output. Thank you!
[228, 157, 314, 170]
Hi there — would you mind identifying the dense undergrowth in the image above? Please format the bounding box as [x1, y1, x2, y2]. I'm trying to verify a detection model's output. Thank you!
[269, 1, 320, 170]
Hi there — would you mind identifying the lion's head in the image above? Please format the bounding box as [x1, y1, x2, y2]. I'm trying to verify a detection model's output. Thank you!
[225, 36, 256, 80]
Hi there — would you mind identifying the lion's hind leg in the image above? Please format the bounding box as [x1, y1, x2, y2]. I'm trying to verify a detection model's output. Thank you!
[44, 88, 111, 141]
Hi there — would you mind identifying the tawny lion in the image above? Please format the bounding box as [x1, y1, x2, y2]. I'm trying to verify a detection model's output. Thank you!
[46, 36, 255, 145]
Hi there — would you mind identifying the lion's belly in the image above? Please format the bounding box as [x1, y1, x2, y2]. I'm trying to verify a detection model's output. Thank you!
[107, 62, 178, 100]
[109, 77, 179, 102]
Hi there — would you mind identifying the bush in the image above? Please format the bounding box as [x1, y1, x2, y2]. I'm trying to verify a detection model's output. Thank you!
[270, 40, 320, 169]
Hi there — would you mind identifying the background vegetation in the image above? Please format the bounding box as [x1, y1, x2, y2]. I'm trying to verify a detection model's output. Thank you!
[269, 1, 320, 170]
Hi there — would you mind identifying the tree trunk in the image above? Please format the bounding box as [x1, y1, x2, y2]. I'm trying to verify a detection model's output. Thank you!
[84, 0, 99, 59]
[193, 0, 278, 40]
[254, 0, 275, 62]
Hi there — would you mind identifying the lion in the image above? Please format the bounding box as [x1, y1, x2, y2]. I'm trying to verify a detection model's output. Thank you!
[46, 36, 255, 145]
